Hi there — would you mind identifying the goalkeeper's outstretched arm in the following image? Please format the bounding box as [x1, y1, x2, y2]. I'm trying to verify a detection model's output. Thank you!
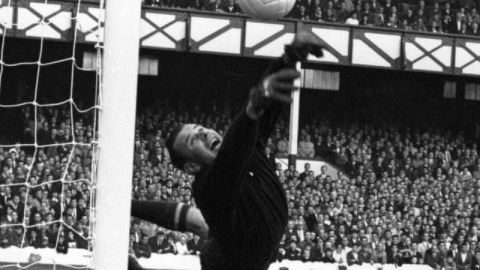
[131, 200, 209, 238]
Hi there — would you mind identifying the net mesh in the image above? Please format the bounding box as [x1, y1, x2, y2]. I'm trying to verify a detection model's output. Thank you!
[0, 0, 104, 268]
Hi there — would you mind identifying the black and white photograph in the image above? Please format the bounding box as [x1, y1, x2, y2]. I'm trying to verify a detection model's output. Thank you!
[0, 0, 480, 269]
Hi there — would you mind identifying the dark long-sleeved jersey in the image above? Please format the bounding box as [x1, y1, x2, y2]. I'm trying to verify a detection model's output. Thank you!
[193, 57, 293, 270]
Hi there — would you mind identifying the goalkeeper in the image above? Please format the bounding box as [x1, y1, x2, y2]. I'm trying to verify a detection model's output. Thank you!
[132, 31, 323, 270]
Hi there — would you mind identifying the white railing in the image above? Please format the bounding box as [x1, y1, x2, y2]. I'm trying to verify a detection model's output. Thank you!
[0, 247, 434, 270]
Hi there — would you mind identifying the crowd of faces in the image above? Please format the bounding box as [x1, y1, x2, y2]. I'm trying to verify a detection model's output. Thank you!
[142, 0, 480, 37]
[0, 106, 94, 252]
[130, 105, 480, 267]
[2, 100, 477, 268]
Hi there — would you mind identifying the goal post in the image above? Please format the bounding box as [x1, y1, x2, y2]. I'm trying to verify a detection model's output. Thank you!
[288, 62, 302, 168]
[93, 0, 142, 269]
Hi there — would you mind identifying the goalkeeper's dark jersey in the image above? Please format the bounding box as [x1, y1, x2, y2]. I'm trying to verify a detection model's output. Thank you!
[192, 58, 293, 270]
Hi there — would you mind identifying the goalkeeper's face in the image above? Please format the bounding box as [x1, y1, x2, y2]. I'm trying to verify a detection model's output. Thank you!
[174, 124, 223, 171]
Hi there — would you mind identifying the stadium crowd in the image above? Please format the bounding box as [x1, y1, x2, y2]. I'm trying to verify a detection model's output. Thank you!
[0, 106, 94, 253]
[0, 100, 480, 269]
[129, 101, 480, 268]
[142, 0, 480, 37]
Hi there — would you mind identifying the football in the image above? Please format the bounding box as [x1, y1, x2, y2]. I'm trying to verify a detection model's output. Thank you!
[238, 0, 295, 20]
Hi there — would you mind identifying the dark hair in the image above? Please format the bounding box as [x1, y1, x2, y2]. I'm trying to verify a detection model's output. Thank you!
[166, 124, 187, 170]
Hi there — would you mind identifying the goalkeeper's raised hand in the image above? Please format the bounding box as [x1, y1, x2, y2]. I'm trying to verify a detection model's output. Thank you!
[246, 31, 323, 120]
[246, 68, 300, 120]
[285, 31, 324, 63]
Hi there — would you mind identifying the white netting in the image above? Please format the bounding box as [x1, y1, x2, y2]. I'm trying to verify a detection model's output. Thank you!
[0, 0, 104, 269]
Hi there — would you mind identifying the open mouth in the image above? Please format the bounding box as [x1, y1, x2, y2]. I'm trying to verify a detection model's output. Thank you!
[210, 138, 221, 151]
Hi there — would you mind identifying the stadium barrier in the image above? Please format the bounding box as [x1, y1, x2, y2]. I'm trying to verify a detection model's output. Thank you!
[0, 247, 435, 270]
[137, 254, 435, 270]
[1, 0, 480, 77]
[0, 246, 90, 268]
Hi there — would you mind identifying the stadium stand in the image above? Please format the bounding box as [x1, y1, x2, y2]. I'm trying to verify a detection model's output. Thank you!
[141, 0, 480, 37]
[126, 98, 480, 266]
[0, 104, 93, 251]
[1, 51, 479, 268]
[0, 86, 479, 267]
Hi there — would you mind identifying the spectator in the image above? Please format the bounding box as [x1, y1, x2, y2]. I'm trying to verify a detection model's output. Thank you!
[429, 19, 443, 33]
[416, 9, 427, 25]
[343, 0, 355, 12]
[284, 239, 301, 260]
[347, 243, 361, 265]
[424, 246, 443, 269]
[418, 233, 432, 258]
[299, 231, 315, 250]
[360, 15, 373, 26]
[333, 243, 347, 264]
[134, 235, 153, 258]
[372, 243, 387, 263]
[387, 15, 399, 28]
[300, 245, 315, 262]
[27, 229, 41, 249]
[66, 231, 78, 249]
[311, 238, 324, 261]
[388, 5, 399, 24]
[310, 7, 324, 22]
[322, 247, 336, 263]
[276, 137, 288, 155]
[0, 224, 11, 248]
[345, 12, 360, 25]
[303, 206, 318, 232]
[449, 242, 460, 258]
[284, 220, 295, 241]
[443, 14, 454, 33]
[325, 7, 337, 23]
[222, 0, 240, 13]
[387, 245, 401, 264]
[307, 0, 320, 17]
[158, 232, 176, 254]
[175, 234, 191, 255]
[404, 8, 415, 25]
[444, 2, 453, 18]
[39, 236, 50, 249]
[460, 22, 469, 35]
[203, 0, 218, 11]
[408, 246, 419, 264]
[429, 2, 441, 20]
[361, 2, 374, 22]
[472, 250, 480, 270]
[149, 230, 167, 253]
[451, 12, 465, 33]
[186, 234, 203, 255]
[374, 6, 386, 27]
[294, 222, 306, 242]
[337, 2, 350, 22]
[455, 243, 473, 270]
[359, 243, 372, 263]
[370, 0, 380, 13]
[56, 233, 68, 254]
[294, 5, 310, 20]
[445, 255, 457, 270]
[412, 18, 428, 32]
[9, 226, 23, 247]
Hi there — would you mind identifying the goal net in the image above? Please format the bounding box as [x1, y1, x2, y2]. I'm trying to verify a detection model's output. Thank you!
[0, 0, 140, 269]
